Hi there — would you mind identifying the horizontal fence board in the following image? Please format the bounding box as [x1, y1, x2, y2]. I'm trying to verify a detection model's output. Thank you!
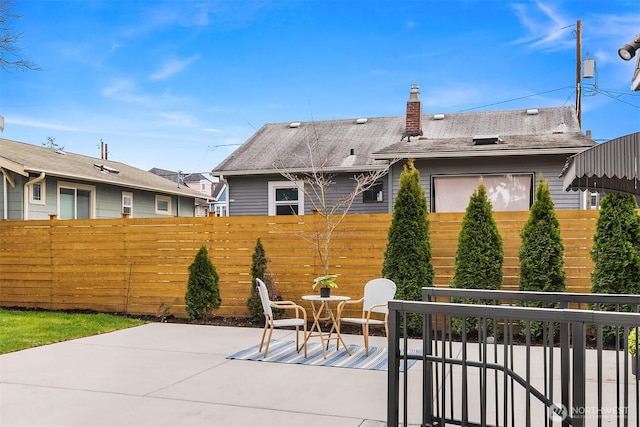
[0, 210, 613, 317]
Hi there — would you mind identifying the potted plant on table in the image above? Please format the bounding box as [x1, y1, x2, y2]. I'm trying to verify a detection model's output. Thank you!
[313, 274, 338, 298]
[629, 328, 638, 376]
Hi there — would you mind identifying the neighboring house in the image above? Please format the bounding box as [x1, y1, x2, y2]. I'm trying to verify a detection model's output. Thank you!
[0, 138, 206, 220]
[212, 84, 596, 216]
[148, 168, 213, 217]
[211, 179, 228, 217]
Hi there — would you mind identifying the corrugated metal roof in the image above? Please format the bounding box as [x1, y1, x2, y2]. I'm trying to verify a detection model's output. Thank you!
[212, 106, 595, 176]
[561, 132, 640, 196]
[0, 138, 206, 199]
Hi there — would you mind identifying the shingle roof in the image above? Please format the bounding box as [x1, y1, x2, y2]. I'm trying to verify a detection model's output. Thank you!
[0, 138, 206, 199]
[212, 106, 595, 176]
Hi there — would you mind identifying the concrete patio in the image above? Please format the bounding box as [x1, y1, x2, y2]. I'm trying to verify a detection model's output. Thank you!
[1, 322, 637, 426]
[0, 322, 421, 427]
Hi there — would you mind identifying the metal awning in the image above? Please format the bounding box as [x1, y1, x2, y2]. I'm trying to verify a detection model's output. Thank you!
[561, 132, 640, 196]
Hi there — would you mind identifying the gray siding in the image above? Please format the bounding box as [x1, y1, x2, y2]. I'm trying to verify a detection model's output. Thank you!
[227, 174, 390, 216]
[389, 154, 582, 211]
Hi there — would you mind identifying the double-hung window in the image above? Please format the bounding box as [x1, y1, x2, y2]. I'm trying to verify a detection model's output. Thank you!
[268, 181, 304, 215]
[122, 192, 133, 216]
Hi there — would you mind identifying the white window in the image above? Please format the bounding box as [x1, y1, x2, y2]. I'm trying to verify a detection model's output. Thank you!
[57, 182, 95, 219]
[30, 182, 45, 205]
[268, 181, 304, 216]
[122, 192, 133, 216]
[433, 174, 533, 212]
[155, 195, 172, 215]
[215, 204, 228, 217]
[584, 191, 601, 210]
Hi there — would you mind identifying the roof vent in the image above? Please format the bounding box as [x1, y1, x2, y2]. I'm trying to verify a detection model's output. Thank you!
[289, 122, 301, 128]
[94, 163, 120, 174]
[472, 134, 501, 145]
[526, 109, 539, 115]
[356, 118, 368, 124]
[433, 114, 445, 120]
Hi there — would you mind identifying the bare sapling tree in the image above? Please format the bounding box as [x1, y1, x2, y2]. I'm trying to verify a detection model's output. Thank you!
[274, 123, 397, 276]
[0, 0, 40, 72]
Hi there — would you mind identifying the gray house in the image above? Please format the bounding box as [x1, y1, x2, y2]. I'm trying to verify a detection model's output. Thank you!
[212, 84, 596, 215]
[0, 138, 207, 220]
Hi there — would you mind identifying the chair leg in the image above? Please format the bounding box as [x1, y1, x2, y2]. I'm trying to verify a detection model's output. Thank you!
[259, 321, 269, 352]
[363, 324, 369, 356]
[302, 324, 307, 358]
[263, 325, 274, 357]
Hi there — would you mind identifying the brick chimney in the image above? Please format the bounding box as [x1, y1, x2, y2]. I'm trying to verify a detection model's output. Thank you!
[405, 83, 423, 140]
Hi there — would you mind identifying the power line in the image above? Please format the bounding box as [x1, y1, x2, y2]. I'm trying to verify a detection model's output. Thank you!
[458, 86, 575, 112]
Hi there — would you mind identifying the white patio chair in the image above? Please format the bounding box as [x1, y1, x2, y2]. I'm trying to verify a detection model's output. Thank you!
[336, 278, 397, 355]
[256, 278, 308, 358]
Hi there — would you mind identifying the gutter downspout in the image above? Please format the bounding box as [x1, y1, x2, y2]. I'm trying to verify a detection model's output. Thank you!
[23, 172, 45, 220]
[1, 169, 16, 220]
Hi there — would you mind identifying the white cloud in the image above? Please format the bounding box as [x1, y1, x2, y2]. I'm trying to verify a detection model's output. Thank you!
[156, 111, 197, 128]
[510, 1, 573, 51]
[149, 54, 201, 81]
[6, 116, 85, 132]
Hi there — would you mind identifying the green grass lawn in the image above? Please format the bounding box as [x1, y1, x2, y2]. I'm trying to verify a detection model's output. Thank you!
[0, 309, 147, 354]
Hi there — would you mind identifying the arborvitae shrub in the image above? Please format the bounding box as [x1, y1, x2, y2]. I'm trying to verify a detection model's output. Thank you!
[518, 177, 565, 340]
[382, 159, 434, 335]
[185, 245, 221, 321]
[247, 238, 282, 321]
[451, 183, 503, 335]
[590, 194, 640, 342]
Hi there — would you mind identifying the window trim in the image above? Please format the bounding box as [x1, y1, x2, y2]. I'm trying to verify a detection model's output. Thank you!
[30, 181, 46, 205]
[57, 181, 96, 219]
[268, 181, 304, 216]
[122, 191, 133, 216]
[155, 195, 172, 215]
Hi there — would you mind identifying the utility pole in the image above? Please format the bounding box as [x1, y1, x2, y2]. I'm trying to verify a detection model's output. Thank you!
[575, 20, 582, 128]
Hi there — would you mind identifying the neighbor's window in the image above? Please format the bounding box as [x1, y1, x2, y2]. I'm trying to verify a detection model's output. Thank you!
[363, 181, 383, 203]
[268, 181, 304, 216]
[58, 183, 94, 219]
[432, 174, 533, 212]
[122, 192, 133, 216]
[155, 195, 172, 215]
[30, 182, 45, 205]
[215, 204, 228, 217]
[586, 191, 601, 210]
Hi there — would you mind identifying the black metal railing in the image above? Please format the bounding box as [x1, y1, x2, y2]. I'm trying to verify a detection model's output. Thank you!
[387, 289, 640, 427]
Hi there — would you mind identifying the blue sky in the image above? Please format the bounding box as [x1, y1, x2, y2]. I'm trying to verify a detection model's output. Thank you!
[2, 0, 639, 175]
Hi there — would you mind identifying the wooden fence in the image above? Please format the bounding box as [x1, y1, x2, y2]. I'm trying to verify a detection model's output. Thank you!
[0, 210, 599, 318]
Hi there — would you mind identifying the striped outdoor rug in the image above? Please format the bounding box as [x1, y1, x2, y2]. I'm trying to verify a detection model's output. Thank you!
[226, 339, 419, 371]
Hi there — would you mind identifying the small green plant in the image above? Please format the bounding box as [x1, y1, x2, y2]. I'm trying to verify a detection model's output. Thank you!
[312, 274, 339, 290]
[185, 245, 221, 321]
[247, 238, 282, 320]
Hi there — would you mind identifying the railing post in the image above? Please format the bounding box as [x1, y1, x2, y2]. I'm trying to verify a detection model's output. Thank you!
[423, 289, 434, 425]
[572, 321, 586, 427]
[387, 302, 400, 427]
[560, 302, 571, 427]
